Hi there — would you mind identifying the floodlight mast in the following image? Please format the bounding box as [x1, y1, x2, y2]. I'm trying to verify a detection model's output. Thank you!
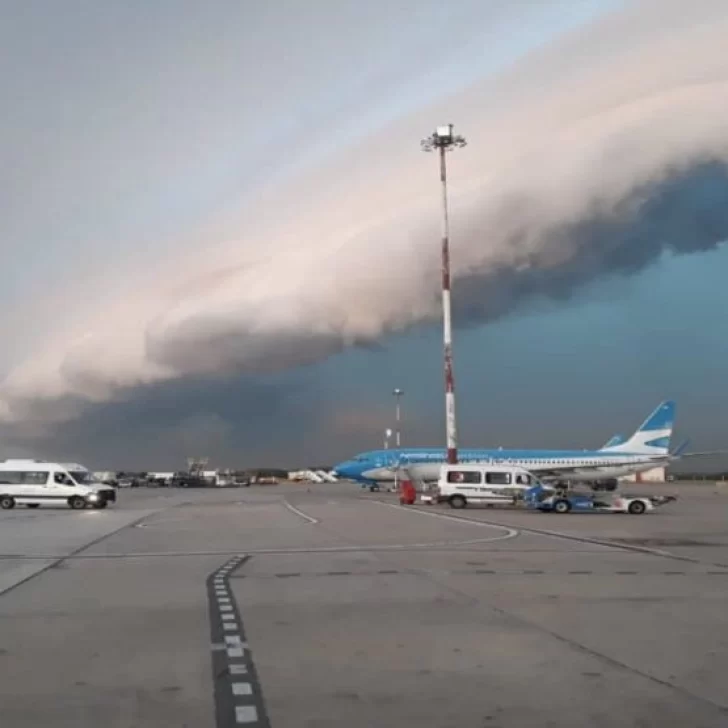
[392, 388, 403, 447]
[421, 124, 467, 465]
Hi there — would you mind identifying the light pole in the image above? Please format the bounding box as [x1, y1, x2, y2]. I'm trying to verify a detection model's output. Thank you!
[384, 428, 393, 449]
[421, 124, 466, 465]
[392, 388, 403, 448]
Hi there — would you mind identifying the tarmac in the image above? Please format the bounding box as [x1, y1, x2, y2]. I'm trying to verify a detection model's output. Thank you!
[1, 481, 727, 727]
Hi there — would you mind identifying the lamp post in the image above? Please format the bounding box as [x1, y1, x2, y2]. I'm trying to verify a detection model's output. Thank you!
[392, 388, 403, 448]
[421, 124, 466, 465]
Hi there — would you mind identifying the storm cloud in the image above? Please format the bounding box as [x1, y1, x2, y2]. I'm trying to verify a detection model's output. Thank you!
[2, 0, 728, 433]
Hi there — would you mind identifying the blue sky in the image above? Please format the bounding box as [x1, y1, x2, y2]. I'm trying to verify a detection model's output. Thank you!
[1, 1, 728, 470]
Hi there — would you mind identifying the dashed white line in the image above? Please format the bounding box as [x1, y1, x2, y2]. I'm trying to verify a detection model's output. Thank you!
[223, 622, 238, 631]
[227, 647, 244, 658]
[235, 705, 258, 723]
[282, 499, 319, 524]
[232, 682, 253, 696]
[222, 613, 236, 621]
[220, 604, 233, 612]
[229, 664, 248, 675]
[225, 635, 242, 646]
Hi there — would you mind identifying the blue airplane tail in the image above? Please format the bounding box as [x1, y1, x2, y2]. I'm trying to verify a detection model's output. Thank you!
[600, 401, 675, 455]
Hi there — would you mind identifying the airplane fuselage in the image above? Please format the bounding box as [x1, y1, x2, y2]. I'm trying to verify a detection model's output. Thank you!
[334, 448, 667, 484]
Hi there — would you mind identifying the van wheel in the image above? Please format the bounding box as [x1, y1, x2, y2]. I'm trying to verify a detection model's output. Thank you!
[449, 495, 467, 509]
[627, 500, 646, 515]
[68, 496, 86, 510]
[26, 504, 40, 509]
[552, 499, 571, 514]
[0, 496, 15, 510]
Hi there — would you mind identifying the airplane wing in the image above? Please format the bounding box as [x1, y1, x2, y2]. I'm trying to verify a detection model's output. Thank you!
[675, 450, 728, 458]
[525, 459, 664, 478]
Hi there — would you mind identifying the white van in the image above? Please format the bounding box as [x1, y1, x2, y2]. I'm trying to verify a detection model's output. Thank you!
[434, 463, 544, 509]
[0, 460, 117, 510]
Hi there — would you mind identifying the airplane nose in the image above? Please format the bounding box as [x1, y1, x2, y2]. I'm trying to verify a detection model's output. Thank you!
[332, 462, 350, 478]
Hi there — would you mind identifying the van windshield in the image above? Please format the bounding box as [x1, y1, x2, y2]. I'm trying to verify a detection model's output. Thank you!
[69, 470, 94, 485]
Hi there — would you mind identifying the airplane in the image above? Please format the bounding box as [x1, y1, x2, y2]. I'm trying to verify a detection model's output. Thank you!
[333, 401, 712, 485]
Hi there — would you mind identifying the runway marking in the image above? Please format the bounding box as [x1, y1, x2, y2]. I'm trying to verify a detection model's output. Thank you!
[207, 554, 270, 728]
[371, 501, 728, 569]
[238, 567, 723, 579]
[0, 512, 153, 599]
[235, 706, 258, 723]
[282, 499, 319, 524]
[1, 530, 531, 559]
[371, 500, 519, 542]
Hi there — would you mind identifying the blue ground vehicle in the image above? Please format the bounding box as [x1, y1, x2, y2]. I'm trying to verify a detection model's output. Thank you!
[528, 484, 676, 515]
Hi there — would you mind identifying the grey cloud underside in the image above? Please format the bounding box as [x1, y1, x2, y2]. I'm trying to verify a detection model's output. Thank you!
[145, 160, 728, 367]
[452, 161, 728, 323]
[0, 374, 316, 469]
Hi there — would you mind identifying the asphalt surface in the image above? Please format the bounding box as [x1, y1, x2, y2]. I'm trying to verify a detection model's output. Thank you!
[1, 482, 728, 727]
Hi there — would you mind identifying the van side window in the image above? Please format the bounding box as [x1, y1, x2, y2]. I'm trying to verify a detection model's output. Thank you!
[24, 471, 49, 485]
[0, 471, 49, 484]
[515, 473, 531, 485]
[54, 472, 74, 485]
[0, 471, 22, 484]
[446, 470, 482, 484]
[485, 472, 512, 485]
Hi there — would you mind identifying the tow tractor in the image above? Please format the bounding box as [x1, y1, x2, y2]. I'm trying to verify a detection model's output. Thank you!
[530, 485, 676, 515]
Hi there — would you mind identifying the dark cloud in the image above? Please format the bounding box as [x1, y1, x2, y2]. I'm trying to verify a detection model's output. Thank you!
[452, 161, 728, 323]
[0, 373, 321, 470]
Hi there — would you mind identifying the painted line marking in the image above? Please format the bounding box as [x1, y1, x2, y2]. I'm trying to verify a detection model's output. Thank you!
[225, 635, 242, 646]
[229, 664, 248, 675]
[282, 499, 319, 524]
[232, 682, 253, 696]
[235, 705, 258, 723]
[220, 604, 233, 612]
[371, 500, 519, 541]
[222, 613, 236, 621]
[227, 647, 244, 658]
[223, 622, 238, 631]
